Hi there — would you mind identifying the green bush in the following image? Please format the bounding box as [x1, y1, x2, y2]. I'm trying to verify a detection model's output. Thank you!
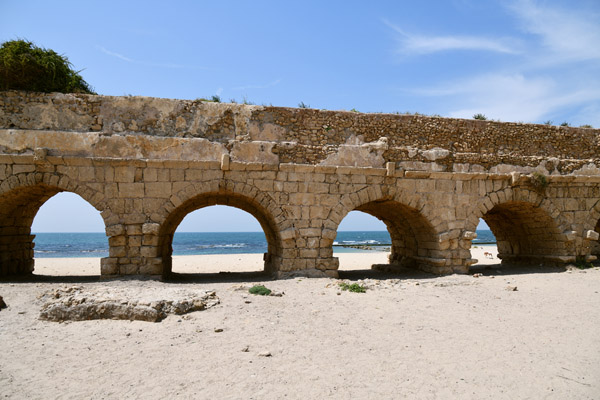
[575, 256, 593, 269]
[339, 282, 366, 293]
[530, 171, 548, 191]
[249, 285, 272, 296]
[0, 39, 94, 94]
[473, 113, 487, 120]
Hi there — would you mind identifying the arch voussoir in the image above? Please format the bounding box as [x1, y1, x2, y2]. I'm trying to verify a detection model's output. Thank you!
[0, 171, 111, 277]
[152, 178, 286, 277]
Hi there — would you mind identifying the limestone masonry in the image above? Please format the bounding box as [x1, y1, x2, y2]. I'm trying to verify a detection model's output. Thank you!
[1, 91, 599, 277]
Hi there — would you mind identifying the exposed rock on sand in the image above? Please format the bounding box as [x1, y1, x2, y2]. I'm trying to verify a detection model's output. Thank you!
[38, 286, 219, 322]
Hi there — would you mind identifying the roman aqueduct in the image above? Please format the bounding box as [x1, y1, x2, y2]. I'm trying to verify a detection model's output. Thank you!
[1, 91, 599, 278]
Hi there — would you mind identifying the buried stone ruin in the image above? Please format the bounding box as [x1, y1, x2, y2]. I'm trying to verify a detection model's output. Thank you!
[0, 91, 599, 278]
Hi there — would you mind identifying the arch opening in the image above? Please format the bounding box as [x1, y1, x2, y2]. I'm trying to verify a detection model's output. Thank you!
[335, 211, 390, 271]
[0, 186, 106, 276]
[158, 192, 282, 278]
[469, 219, 500, 268]
[333, 200, 439, 273]
[478, 201, 570, 266]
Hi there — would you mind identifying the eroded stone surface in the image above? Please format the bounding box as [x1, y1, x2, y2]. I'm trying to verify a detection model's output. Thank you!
[38, 286, 219, 322]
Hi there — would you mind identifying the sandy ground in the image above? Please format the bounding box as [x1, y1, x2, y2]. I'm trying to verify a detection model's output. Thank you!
[1, 247, 599, 399]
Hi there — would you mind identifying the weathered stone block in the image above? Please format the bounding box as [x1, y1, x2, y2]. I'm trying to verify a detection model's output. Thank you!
[145, 182, 172, 198]
[118, 183, 144, 198]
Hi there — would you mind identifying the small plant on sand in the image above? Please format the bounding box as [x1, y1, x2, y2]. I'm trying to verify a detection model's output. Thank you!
[339, 282, 366, 293]
[530, 171, 548, 191]
[560, 121, 570, 127]
[473, 113, 487, 120]
[249, 285, 272, 296]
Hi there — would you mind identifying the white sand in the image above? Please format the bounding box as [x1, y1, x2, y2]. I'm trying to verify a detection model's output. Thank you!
[2, 248, 599, 399]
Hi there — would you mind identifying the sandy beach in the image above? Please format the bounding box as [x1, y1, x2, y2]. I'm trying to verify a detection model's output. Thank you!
[1, 247, 599, 399]
[24, 245, 501, 276]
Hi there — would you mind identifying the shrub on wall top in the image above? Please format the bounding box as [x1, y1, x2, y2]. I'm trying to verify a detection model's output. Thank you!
[0, 39, 95, 94]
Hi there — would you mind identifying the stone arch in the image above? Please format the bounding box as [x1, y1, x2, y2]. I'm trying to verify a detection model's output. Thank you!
[328, 185, 447, 273]
[0, 172, 113, 276]
[466, 186, 575, 266]
[154, 179, 285, 277]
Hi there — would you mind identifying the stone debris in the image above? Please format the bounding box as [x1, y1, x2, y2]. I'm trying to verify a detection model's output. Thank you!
[0, 295, 6, 310]
[258, 351, 272, 357]
[506, 286, 518, 291]
[38, 286, 219, 322]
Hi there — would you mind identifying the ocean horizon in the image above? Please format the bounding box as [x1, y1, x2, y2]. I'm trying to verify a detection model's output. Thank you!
[31, 230, 497, 258]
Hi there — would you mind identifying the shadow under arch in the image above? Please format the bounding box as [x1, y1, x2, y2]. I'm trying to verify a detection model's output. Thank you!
[467, 187, 574, 266]
[329, 187, 442, 274]
[157, 190, 283, 278]
[0, 173, 111, 276]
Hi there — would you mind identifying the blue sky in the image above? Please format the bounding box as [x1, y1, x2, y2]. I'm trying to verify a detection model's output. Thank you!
[2, 0, 598, 232]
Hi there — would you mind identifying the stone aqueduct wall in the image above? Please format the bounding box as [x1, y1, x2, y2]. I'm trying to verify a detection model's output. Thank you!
[0, 91, 599, 278]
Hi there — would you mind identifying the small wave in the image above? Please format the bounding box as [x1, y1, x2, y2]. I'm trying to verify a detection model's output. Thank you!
[341, 240, 380, 245]
[36, 250, 57, 253]
[192, 243, 247, 249]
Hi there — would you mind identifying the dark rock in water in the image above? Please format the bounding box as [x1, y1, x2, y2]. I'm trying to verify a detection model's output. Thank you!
[0, 295, 6, 309]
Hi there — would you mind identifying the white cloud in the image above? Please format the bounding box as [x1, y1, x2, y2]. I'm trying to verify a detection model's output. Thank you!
[232, 79, 282, 91]
[507, 0, 600, 62]
[97, 46, 209, 70]
[415, 73, 600, 123]
[383, 19, 521, 55]
[98, 46, 134, 63]
[391, 1, 600, 126]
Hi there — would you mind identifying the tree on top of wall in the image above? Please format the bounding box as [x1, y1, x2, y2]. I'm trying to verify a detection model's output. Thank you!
[0, 39, 95, 94]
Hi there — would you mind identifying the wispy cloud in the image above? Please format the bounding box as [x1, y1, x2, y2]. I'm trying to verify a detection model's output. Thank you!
[415, 73, 600, 124]
[390, 1, 600, 126]
[507, 0, 600, 62]
[383, 19, 521, 55]
[97, 46, 209, 70]
[232, 79, 282, 91]
[98, 46, 134, 62]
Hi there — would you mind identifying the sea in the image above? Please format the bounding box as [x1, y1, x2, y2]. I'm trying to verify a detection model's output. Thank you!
[32, 230, 497, 258]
